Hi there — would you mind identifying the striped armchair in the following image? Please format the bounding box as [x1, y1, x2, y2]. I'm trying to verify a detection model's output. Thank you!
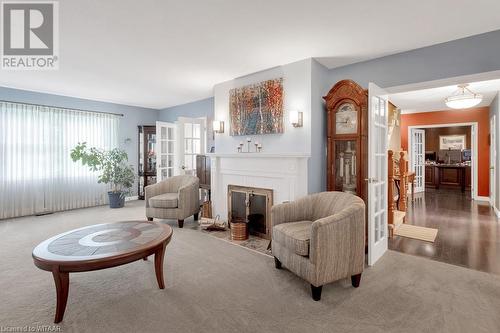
[145, 175, 200, 228]
[271, 191, 365, 301]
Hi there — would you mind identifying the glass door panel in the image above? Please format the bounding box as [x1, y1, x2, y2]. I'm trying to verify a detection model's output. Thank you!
[156, 121, 176, 182]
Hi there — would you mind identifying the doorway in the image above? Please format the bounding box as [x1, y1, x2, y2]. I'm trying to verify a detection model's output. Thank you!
[176, 117, 206, 175]
[408, 122, 477, 199]
[385, 75, 500, 274]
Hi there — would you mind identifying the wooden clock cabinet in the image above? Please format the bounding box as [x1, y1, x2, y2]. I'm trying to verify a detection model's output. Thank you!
[323, 80, 368, 203]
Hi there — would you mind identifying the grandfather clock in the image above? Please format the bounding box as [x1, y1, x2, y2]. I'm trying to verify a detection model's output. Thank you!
[323, 80, 368, 203]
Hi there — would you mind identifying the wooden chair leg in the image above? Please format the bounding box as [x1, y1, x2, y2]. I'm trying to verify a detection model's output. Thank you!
[311, 285, 322, 301]
[351, 273, 362, 288]
[178, 219, 184, 228]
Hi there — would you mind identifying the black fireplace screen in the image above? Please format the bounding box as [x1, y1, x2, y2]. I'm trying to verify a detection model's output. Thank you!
[228, 185, 273, 239]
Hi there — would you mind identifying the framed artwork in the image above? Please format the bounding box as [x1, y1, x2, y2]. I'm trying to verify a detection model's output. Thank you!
[229, 78, 283, 136]
[439, 134, 466, 150]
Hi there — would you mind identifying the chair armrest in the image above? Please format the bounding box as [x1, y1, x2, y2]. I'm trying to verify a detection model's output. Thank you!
[178, 179, 200, 215]
[271, 195, 314, 228]
[145, 181, 168, 208]
[309, 202, 365, 267]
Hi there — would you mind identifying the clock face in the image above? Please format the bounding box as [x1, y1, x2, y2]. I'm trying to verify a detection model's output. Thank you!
[335, 103, 358, 134]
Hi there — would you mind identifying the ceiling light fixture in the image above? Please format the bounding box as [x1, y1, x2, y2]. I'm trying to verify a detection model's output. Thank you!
[445, 84, 482, 109]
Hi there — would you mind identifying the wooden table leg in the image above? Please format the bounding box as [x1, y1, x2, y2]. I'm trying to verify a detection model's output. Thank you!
[51, 267, 69, 323]
[154, 243, 166, 289]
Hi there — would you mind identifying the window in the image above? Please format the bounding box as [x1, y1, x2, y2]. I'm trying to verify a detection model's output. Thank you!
[0, 102, 119, 219]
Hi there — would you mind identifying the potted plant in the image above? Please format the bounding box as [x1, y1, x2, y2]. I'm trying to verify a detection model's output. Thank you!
[70, 142, 135, 208]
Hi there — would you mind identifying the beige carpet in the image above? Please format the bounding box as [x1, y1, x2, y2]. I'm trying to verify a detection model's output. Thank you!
[1, 201, 500, 333]
[394, 224, 438, 242]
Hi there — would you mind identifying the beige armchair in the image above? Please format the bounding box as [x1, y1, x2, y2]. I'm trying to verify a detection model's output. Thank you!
[145, 175, 200, 228]
[271, 191, 365, 301]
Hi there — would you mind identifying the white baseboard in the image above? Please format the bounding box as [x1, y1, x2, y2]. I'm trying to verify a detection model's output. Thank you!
[125, 196, 139, 201]
[494, 205, 500, 219]
[475, 196, 490, 202]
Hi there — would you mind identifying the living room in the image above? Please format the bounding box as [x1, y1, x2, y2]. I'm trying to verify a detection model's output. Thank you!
[1, 1, 500, 332]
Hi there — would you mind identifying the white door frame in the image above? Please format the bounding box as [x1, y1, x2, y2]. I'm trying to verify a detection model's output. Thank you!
[490, 115, 496, 208]
[407, 122, 479, 200]
[409, 128, 426, 193]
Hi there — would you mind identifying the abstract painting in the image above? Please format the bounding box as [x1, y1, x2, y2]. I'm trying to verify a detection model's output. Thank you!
[229, 78, 284, 136]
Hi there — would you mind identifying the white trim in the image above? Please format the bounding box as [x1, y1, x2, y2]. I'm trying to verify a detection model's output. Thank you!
[475, 196, 490, 202]
[125, 196, 139, 201]
[493, 205, 500, 219]
[407, 122, 479, 200]
[385, 70, 500, 94]
[401, 108, 489, 115]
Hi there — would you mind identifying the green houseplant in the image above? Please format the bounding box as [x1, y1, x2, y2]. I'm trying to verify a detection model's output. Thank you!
[70, 142, 135, 208]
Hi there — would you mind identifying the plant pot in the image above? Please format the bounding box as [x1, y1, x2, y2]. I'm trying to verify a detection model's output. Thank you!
[108, 191, 125, 208]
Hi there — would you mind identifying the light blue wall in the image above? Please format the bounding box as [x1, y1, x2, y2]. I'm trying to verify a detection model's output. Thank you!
[0, 87, 159, 195]
[158, 97, 214, 122]
[327, 30, 500, 90]
[308, 59, 329, 193]
[310, 29, 500, 197]
[159, 97, 215, 150]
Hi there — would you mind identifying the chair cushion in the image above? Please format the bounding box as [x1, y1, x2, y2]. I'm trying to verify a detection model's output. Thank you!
[273, 221, 312, 256]
[149, 193, 178, 209]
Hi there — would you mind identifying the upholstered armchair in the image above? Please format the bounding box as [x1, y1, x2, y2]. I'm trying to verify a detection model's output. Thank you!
[271, 191, 365, 301]
[145, 175, 200, 228]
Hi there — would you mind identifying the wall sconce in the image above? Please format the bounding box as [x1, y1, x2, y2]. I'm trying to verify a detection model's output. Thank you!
[290, 110, 303, 128]
[213, 120, 224, 133]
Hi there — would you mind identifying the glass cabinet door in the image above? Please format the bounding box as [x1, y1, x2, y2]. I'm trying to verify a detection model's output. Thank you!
[334, 140, 358, 195]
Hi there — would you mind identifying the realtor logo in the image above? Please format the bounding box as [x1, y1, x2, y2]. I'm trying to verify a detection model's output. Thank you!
[1, 1, 59, 70]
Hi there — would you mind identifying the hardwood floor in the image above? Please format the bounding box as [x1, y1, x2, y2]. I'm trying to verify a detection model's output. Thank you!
[389, 188, 500, 275]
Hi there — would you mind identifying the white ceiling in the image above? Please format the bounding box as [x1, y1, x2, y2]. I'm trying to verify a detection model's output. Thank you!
[391, 79, 500, 113]
[1, 0, 500, 109]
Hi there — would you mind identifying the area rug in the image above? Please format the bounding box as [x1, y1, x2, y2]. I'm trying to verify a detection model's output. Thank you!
[2, 201, 500, 332]
[394, 224, 438, 242]
[201, 228, 272, 256]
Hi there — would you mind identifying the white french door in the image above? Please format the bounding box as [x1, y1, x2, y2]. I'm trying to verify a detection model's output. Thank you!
[490, 116, 496, 207]
[410, 129, 426, 193]
[177, 117, 206, 175]
[367, 83, 389, 266]
[156, 121, 177, 182]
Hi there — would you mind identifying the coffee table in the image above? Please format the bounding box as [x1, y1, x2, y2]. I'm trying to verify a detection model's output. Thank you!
[32, 220, 173, 323]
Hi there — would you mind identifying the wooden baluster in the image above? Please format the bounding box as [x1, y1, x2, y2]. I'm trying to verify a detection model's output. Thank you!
[388, 150, 394, 237]
[399, 152, 407, 218]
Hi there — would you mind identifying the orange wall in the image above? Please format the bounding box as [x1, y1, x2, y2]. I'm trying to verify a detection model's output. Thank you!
[401, 107, 490, 197]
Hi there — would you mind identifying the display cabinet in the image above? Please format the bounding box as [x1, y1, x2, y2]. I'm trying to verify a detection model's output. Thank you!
[323, 80, 368, 202]
[138, 125, 157, 200]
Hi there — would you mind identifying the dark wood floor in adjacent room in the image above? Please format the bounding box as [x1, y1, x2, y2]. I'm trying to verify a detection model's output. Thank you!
[389, 188, 500, 275]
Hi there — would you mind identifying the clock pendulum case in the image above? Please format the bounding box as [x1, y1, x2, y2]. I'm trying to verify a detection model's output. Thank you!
[323, 80, 368, 203]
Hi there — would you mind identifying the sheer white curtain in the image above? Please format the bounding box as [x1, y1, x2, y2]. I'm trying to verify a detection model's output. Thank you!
[0, 102, 119, 219]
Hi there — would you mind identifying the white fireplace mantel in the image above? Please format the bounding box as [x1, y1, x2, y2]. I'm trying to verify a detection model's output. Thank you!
[208, 153, 309, 221]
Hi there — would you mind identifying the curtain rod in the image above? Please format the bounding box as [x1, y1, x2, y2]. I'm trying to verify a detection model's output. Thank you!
[0, 99, 124, 117]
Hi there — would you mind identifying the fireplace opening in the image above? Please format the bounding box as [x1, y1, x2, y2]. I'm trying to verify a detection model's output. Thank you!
[228, 185, 273, 239]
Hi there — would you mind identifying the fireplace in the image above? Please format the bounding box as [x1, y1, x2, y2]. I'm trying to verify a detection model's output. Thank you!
[228, 185, 273, 239]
